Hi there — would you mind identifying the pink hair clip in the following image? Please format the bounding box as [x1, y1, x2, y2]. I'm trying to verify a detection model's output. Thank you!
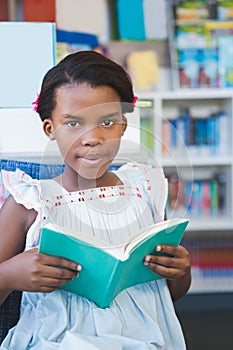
[132, 96, 138, 107]
[32, 93, 40, 112]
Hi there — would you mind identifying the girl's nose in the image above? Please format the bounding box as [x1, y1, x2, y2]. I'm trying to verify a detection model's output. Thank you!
[80, 126, 104, 147]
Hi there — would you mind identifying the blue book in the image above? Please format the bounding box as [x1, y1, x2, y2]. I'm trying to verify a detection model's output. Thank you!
[218, 36, 233, 88]
[116, 0, 146, 40]
[169, 119, 177, 148]
[56, 29, 99, 47]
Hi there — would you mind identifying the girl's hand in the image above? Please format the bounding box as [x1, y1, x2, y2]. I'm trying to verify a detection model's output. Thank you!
[144, 244, 190, 280]
[144, 244, 191, 300]
[1, 248, 82, 293]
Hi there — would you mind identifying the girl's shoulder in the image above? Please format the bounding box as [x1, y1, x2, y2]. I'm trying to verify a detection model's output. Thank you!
[115, 162, 168, 221]
[114, 162, 167, 186]
[1, 169, 53, 248]
[2, 168, 39, 184]
[1, 169, 41, 210]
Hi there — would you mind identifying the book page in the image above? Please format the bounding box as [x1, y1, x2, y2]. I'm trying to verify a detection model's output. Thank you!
[43, 218, 188, 261]
[123, 218, 189, 255]
[44, 223, 112, 249]
[43, 223, 132, 260]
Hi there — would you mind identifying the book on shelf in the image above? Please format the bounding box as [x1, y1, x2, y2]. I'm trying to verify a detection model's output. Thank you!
[183, 237, 233, 278]
[126, 50, 159, 91]
[38, 218, 189, 308]
[204, 21, 233, 47]
[218, 36, 233, 88]
[166, 173, 227, 218]
[143, 0, 167, 40]
[22, 0, 55, 22]
[175, 1, 209, 21]
[218, 2, 233, 21]
[116, 0, 146, 40]
[162, 108, 229, 158]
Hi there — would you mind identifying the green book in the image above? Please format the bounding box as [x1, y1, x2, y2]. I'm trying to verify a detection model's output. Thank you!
[38, 218, 189, 308]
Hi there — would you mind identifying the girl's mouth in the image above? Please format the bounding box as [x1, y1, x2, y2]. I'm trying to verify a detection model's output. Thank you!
[78, 155, 106, 167]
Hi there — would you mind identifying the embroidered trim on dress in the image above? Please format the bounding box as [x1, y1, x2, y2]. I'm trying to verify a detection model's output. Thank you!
[45, 185, 143, 207]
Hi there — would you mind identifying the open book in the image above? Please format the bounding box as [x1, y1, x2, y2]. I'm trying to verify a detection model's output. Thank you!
[38, 218, 189, 308]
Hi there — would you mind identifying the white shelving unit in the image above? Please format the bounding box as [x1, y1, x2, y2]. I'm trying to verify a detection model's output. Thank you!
[136, 88, 233, 230]
[136, 88, 233, 294]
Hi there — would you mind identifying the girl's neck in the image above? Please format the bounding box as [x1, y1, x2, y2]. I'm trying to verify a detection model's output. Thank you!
[54, 169, 122, 192]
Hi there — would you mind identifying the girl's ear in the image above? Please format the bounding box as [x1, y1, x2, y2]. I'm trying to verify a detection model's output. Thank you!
[43, 119, 55, 140]
[121, 115, 127, 136]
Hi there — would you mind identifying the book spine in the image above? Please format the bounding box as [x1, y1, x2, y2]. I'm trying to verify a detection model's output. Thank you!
[167, 174, 227, 218]
[170, 119, 177, 149]
[215, 172, 227, 215]
[162, 106, 229, 158]
[182, 237, 233, 281]
[162, 120, 170, 156]
[102, 260, 124, 308]
[116, 0, 146, 40]
[217, 111, 228, 156]
[202, 180, 211, 216]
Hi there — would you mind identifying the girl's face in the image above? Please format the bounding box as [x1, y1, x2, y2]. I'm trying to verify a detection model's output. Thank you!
[43, 83, 127, 185]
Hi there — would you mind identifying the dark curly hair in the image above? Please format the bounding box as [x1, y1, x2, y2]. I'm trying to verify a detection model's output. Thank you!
[36, 51, 135, 121]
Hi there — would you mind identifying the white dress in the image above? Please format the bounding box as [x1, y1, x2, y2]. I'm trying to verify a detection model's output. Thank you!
[1, 163, 186, 350]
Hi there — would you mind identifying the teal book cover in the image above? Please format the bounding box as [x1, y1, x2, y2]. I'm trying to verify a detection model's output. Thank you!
[38, 218, 189, 308]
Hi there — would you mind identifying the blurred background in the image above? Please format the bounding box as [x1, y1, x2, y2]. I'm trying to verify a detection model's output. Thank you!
[0, 1, 233, 348]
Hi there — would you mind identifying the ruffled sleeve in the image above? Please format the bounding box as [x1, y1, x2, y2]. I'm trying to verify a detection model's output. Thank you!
[146, 166, 168, 221]
[116, 163, 168, 222]
[1, 169, 46, 248]
[0, 171, 9, 206]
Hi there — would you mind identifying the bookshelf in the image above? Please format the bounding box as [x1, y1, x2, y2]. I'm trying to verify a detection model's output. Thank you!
[3, 0, 233, 299]
[166, 0, 233, 90]
[135, 88, 233, 294]
[136, 89, 233, 229]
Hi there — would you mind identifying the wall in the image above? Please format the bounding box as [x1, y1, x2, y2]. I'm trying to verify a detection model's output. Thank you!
[56, 0, 111, 42]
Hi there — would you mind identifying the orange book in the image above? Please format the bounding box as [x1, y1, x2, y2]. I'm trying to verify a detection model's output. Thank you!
[0, 0, 8, 20]
[162, 120, 170, 156]
[23, 0, 55, 22]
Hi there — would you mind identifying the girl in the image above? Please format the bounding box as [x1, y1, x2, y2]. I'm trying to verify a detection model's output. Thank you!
[0, 51, 191, 349]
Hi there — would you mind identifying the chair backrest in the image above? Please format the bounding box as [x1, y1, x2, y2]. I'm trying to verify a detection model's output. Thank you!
[0, 291, 22, 344]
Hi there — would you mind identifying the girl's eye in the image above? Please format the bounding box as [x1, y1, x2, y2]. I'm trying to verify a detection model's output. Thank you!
[67, 121, 80, 128]
[101, 120, 114, 127]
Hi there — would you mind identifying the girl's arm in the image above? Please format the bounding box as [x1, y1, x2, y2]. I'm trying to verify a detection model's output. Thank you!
[153, 210, 191, 300]
[0, 195, 30, 304]
[0, 195, 81, 306]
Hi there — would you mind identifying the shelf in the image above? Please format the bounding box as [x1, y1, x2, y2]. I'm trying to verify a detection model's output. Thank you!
[136, 89, 233, 238]
[161, 156, 233, 167]
[190, 275, 233, 294]
[166, 0, 233, 91]
[159, 88, 233, 100]
[187, 218, 233, 232]
[106, 40, 170, 68]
